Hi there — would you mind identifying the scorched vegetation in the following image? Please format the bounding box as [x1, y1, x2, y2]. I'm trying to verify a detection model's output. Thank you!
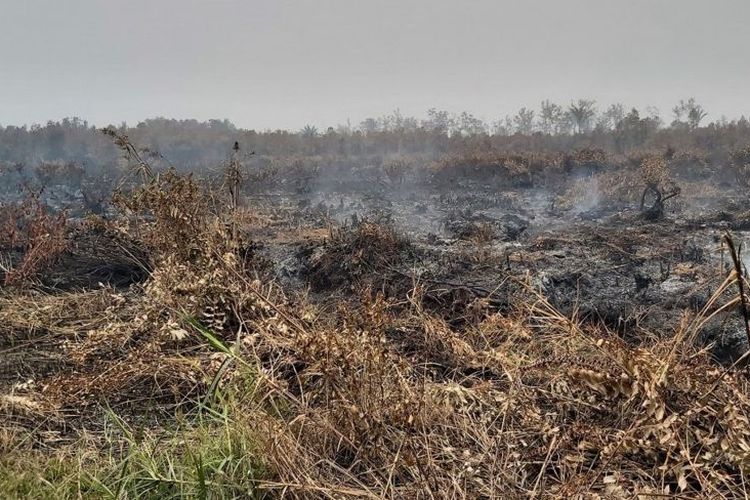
[2, 104, 750, 498]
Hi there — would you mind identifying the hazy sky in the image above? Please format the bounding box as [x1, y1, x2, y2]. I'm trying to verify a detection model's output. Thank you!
[1, 0, 749, 130]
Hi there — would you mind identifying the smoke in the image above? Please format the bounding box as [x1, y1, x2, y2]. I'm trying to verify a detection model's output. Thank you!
[572, 175, 601, 214]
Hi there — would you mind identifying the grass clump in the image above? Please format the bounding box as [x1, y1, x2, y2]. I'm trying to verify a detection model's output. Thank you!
[0, 399, 267, 499]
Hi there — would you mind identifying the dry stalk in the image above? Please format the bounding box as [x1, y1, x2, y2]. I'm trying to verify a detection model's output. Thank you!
[724, 231, 750, 345]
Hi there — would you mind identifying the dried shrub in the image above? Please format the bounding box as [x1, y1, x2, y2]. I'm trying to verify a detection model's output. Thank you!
[431, 152, 535, 187]
[80, 175, 116, 215]
[639, 154, 681, 219]
[563, 147, 608, 173]
[287, 158, 321, 194]
[466, 221, 495, 245]
[112, 169, 217, 262]
[670, 148, 711, 179]
[382, 158, 411, 185]
[34, 162, 85, 190]
[305, 219, 413, 291]
[0, 196, 68, 286]
[554, 169, 640, 213]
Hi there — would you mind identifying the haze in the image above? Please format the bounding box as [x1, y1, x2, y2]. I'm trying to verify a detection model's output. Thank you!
[1, 0, 749, 130]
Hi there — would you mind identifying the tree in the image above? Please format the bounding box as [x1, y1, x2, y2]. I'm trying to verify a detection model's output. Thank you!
[645, 106, 664, 129]
[672, 98, 707, 129]
[513, 107, 536, 135]
[567, 99, 597, 134]
[688, 107, 708, 129]
[359, 118, 379, 134]
[456, 112, 487, 136]
[538, 100, 564, 135]
[491, 116, 512, 136]
[597, 103, 625, 131]
[301, 125, 319, 138]
[375, 109, 418, 133]
[422, 108, 455, 135]
[614, 108, 659, 152]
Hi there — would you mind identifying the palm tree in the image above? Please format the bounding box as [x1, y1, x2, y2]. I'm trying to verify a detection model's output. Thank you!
[567, 99, 597, 134]
[300, 125, 319, 138]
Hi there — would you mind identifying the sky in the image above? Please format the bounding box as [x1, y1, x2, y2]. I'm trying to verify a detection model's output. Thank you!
[1, 0, 749, 130]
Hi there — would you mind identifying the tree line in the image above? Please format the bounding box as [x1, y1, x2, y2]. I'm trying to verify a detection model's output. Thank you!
[0, 99, 748, 174]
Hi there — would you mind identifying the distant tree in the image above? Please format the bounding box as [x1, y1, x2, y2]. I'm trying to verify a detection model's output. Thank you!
[614, 108, 660, 152]
[595, 115, 612, 132]
[644, 106, 664, 128]
[596, 103, 626, 131]
[538, 100, 565, 135]
[46, 123, 66, 159]
[688, 107, 707, 129]
[491, 117, 511, 136]
[567, 99, 597, 134]
[301, 125, 319, 138]
[513, 107, 536, 135]
[672, 98, 707, 129]
[359, 118, 379, 134]
[209, 119, 236, 131]
[456, 111, 487, 136]
[375, 109, 418, 133]
[422, 108, 455, 135]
